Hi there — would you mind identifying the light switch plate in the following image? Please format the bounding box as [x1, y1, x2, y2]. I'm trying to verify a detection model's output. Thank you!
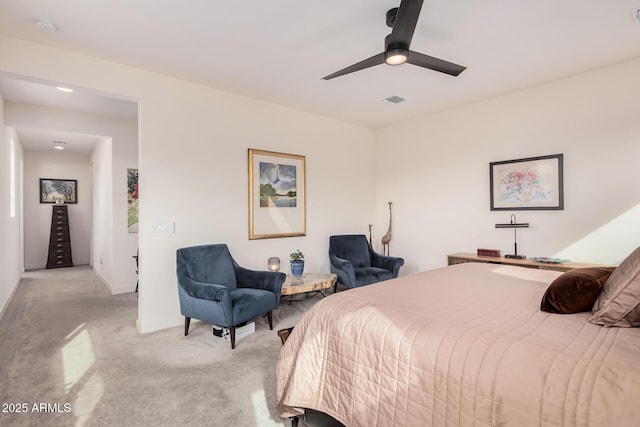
[152, 221, 175, 233]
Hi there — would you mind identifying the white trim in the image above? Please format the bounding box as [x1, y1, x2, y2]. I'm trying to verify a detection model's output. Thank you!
[24, 260, 92, 271]
[94, 266, 136, 295]
[0, 276, 21, 323]
[110, 285, 135, 295]
[93, 267, 112, 293]
[136, 314, 183, 334]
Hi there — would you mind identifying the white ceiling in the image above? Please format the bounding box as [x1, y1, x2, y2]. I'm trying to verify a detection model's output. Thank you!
[9, 127, 104, 156]
[0, 75, 137, 120]
[0, 0, 639, 132]
[0, 73, 137, 155]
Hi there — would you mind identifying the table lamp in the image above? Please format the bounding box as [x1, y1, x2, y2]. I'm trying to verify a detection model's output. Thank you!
[495, 214, 529, 259]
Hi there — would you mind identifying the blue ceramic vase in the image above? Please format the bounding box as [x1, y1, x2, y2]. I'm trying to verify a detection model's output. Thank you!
[290, 261, 305, 276]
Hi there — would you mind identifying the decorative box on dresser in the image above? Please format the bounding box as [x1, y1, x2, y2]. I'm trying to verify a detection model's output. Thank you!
[447, 252, 607, 272]
[46, 205, 73, 269]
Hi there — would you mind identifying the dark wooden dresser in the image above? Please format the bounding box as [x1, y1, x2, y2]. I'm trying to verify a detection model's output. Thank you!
[46, 205, 73, 269]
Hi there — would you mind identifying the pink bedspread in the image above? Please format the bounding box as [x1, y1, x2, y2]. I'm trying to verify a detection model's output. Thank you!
[276, 263, 640, 426]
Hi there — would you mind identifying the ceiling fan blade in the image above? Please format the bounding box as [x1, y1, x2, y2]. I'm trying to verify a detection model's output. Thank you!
[322, 53, 386, 80]
[407, 50, 466, 76]
[387, 0, 424, 49]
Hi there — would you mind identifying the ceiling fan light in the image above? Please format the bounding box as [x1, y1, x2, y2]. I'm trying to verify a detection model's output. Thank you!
[385, 49, 407, 65]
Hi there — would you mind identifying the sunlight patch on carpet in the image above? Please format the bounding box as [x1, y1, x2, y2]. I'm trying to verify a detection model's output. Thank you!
[73, 370, 105, 427]
[252, 389, 281, 426]
[62, 325, 95, 393]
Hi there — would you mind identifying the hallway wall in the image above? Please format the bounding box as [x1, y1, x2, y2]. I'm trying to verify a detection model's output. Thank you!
[23, 151, 91, 269]
[0, 94, 24, 318]
[5, 101, 139, 292]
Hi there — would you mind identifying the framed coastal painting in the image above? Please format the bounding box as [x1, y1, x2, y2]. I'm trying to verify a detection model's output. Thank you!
[127, 168, 139, 233]
[40, 178, 77, 204]
[490, 154, 564, 211]
[248, 149, 306, 239]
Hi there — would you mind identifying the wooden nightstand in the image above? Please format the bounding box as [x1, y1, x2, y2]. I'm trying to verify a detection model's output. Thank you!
[447, 252, 608, 272]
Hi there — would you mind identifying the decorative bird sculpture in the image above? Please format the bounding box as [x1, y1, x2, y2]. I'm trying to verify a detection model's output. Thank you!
[381, 202, 393, 255]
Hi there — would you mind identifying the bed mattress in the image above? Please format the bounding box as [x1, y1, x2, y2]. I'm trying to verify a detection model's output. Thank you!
[276, 262, 640, 426]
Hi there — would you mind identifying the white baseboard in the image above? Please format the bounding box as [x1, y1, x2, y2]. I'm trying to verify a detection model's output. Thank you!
[25, 260, 91, 271]
[93, 268, 136, 295]
[0, 276, 21, 323]
[110, 285, 136, 295]
[136, 314, 183, 334]
[94, 268, 110, 292]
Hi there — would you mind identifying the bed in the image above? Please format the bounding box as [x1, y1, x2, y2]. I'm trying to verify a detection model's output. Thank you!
[276, 262, 640, 426]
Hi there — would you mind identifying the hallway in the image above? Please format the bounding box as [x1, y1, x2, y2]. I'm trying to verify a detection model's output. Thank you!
[0, 266, 137, 426]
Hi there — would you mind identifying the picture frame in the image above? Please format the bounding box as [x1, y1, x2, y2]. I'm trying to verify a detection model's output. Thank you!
[248, 149, 306, 239]
[490, 154, 563, 211]
[39, 178, 78, 204]
[127, 168, 139, 233]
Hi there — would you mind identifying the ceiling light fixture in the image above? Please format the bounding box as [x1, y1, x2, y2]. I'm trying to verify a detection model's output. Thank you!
[56, 86, 74, 93]
[34, 17, 58, 33]
[52, 140, 66, 150]
[385, 48, 408, 66]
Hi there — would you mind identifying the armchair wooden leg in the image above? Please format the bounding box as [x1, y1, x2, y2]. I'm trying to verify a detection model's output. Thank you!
[267, 311, 273, 330]
[230, 326, 236, 349]
[291, 416, 299, 427]
[184, 317, 191, 336]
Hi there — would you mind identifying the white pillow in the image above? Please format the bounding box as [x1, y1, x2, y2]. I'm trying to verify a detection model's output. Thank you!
[590, 246, 640, 327]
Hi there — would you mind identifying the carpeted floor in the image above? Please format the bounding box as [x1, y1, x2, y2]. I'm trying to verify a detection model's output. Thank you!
[0, 266, 321, 427]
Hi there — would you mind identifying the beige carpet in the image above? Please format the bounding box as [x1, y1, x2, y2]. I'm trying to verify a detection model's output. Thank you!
[0, 266, 321, 427]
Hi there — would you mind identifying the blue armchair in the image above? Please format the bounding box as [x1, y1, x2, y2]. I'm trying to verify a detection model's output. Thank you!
[329, 234, 404, 289]
[176, 244, 285, 349]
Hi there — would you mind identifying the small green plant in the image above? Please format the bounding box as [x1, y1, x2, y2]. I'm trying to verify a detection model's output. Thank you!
[290, 250, 304, 261]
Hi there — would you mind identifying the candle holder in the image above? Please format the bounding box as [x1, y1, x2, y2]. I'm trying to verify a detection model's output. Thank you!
[268, 257, 281, 272]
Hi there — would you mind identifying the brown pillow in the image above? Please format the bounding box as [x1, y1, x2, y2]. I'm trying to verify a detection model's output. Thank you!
[541, 267, 615, 314]
[590, 247, 640, 327]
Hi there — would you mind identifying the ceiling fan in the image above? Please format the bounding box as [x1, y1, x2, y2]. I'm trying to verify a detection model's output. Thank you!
[322, 0, 466, 80]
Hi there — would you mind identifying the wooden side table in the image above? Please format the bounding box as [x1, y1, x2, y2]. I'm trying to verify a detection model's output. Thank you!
[447, 252, 608, 272]
[281, 273, 337, 302]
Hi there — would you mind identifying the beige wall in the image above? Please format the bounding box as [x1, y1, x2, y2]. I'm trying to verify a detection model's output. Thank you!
[0, 35, 375, 332]
[90, 138, 113, 287]
[3, 33, 638, 334]
[375, 58, 640, 273]
[135, 61, 375, 332]
[0, 93, 24, 319]
[23, 151, 91, 269]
